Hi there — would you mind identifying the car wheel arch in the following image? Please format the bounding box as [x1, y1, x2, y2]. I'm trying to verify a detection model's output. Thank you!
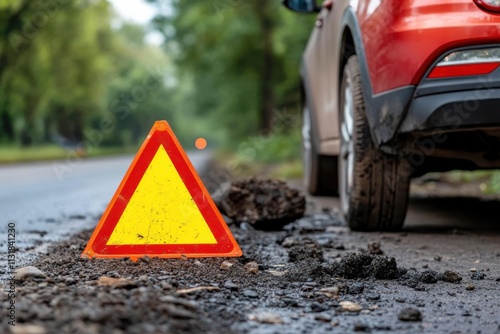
[338, 8, 415, 148]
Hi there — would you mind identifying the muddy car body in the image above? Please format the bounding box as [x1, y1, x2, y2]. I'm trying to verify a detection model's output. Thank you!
[284, 0, 500, 230]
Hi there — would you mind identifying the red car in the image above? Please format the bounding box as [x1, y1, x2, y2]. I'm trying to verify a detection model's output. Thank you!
[284, 0, 500, 230]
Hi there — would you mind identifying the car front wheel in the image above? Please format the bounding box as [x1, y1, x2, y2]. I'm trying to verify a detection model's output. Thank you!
[339, 55, 411, 231]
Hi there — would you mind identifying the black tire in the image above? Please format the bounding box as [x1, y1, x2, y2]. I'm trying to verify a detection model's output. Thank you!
[339, 55, 410, 231]
[302, 106, 339, 196]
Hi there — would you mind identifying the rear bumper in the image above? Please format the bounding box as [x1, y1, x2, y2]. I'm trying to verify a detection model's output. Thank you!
[399, 63, 500, 135]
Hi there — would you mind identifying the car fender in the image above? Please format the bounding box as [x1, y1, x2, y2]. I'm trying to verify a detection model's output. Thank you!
[340, 7, 415, 149]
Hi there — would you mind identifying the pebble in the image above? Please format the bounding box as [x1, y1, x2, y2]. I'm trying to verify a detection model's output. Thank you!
[14, 266, 46, 281]
[367, 242, 383, 255]
[340, 301, 363, 312]
[311, 302, 328, 312]
[366, 293, 380, 301]
[314, 314, 332, 322]
[243, 261, 259, 275]
[465, 283, 475, 291]
[420, 270, 439, 284]
[220, 261, 234, 270]
[97, 276, 137, 289]
[349, 283, 365, 295]
[441, 270, 462, 283]
[11, 324, 47, 334]
[471, 272, 486, 280]
[223, 280, 239, 291]
[398, 308, 422, 322]
[248, 312, 284, 324]
[320, 287, 339, 298]
[268, 270, 288, 277]
[353, 321, 371, 332]
[243, 289, 259, 298]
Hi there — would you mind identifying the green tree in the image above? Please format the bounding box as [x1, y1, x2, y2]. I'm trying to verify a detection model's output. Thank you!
[147, 0, 314, 143]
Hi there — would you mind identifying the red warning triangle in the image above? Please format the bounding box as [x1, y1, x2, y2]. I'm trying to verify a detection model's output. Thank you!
[82, 121, 242, 260]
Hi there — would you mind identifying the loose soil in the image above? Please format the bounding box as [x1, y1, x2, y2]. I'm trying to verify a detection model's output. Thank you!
[2, 201, 499, 334]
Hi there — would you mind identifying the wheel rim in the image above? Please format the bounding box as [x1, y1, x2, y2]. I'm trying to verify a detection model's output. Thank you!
[302, 107, 313, 188]
[340, 79, 354, 216]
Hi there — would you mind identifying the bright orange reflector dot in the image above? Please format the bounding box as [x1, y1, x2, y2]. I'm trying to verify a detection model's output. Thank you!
[195, 138, 207, 150]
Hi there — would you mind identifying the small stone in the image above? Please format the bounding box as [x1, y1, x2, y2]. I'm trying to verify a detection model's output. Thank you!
[320, 287, 339, 298]
[420, 270, 439, 284]
[11, 324, 46, 334]
[281, 237, 298, 248]
[64, 278, 76, 286]
[243, 261, 259, 275]
[248, 312, 284, 324]
[366, 293, 380, 301]
[398, 308, 422, 322]
[97, 276, 137, 289]
[470, 268, 477, 272]
[434, 256, 442, 262]
[340, 301, 363, 312]
[367, 242, 383, 255]
[314, 314, 332, 322]
[353, 321, 371, 332]
[220, 261, 234, 270]
[14, 266, 46, 281]
[311, 302, 328, 312]
[268, 270, 288, 277]
[471, 272, 486, 280]
[223, 280, 239, 291]
[349, 283, 365, 295]
[441, 270, 462, 283]
[465, 283, 475, 291]
[243, 289, 259, 298]
[193, 260, 203, 266]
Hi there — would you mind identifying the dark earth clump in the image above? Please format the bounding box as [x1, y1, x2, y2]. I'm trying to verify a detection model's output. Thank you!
[419, 270, 440, 284]
[213, 178, 305, 230]
[471, 272, 486, 280]
[398, 308, 423, 322]
[2, 206, 499, 334]
[287, 240, 324, 263]
[367, 241, 384, 255]
[329, 253, 399, 279]
[441, 270, 463, 283]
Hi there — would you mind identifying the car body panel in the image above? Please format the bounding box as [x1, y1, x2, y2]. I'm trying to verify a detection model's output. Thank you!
[302, 0, 500, 154]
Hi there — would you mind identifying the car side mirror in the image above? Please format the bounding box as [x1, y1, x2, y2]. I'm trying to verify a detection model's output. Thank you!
[282, 0, 321, 13]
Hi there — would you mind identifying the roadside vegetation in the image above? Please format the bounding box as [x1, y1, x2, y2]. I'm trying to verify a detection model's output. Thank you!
[0, 1, 312, 162]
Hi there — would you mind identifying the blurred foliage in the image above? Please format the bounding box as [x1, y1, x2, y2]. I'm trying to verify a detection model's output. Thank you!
[0, 0, 313, 159]
[0, 0, 177, 149]
[147, 0, 314, 145]
[486, 172, 500, 194]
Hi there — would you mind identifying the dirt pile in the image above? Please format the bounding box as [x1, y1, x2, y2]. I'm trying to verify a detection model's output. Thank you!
[213, 178, 305, 230]
[327, 253, 400, 280]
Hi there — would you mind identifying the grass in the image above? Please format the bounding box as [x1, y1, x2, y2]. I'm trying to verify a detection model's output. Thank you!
[0, 145, 137, 164]
[216, 127, 304, 181]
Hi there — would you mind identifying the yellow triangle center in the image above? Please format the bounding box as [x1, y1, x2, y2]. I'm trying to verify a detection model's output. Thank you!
[106, 146, 217, 245]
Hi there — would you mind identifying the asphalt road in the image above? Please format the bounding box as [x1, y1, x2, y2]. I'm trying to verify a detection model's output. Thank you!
[0, 152, 212, 264]
[1, 156, 499, 334]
